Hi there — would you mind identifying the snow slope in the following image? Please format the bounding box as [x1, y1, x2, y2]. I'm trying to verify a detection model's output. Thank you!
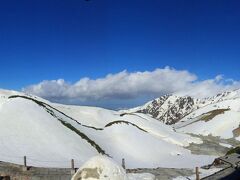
[0, 95, 98, 167]
[174, 98, 240, 140]
[0, 89, 214, 168]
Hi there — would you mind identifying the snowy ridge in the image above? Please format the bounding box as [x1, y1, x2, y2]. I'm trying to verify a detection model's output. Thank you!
[0, 89, 214, 169]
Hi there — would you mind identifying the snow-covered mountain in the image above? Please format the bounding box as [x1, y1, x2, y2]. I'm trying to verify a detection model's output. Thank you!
[123, 89, 240, 147]
[173, 94, 240, 141]
[0, 89, 214, 169]
[1, 88, 240, 171]
[124, 89, 240, 125]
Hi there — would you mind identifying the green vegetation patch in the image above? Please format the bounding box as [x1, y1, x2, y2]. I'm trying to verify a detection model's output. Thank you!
[59, 120, 107, 155]
[232, 127, 240, 137]
[8, 95, 107, 155]
[226, 146, 240, 155]
[105, 120, 147, 132]
[8, 95, 103, 130]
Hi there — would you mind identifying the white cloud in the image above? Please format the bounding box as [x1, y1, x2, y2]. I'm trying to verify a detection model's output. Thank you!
[23, 67, 240, 106]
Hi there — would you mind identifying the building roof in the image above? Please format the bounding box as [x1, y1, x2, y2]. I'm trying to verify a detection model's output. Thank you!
[218, 153, 240, 167]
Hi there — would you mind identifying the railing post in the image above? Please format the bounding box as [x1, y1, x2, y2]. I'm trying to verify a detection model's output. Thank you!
[24, 156, 27, 167]
[196, 167, 200, 180]
[71, 159, 76, 175]
[122, 158, 126, 169]
[22, 156, 27, 171]
[71, 159, 75, 169]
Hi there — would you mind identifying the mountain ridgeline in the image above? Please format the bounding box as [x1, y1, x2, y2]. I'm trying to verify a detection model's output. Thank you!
[0, 89, 209, 169]
[127, 90, 240, 125]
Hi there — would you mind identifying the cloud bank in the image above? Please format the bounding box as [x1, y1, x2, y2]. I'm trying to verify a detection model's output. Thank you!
[23, 67, 240, 107]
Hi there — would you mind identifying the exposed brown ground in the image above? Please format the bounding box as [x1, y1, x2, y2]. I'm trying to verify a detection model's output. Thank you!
[200, 109, 230, 122]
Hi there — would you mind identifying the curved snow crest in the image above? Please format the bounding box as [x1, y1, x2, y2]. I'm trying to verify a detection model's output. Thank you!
[53, 101, 202, 147]
[0, 89, 51, 108]
[54, 105, 202, 147]
[120, 113, 203, 146]
[0, 89, 24, 108]
[7, 93, 201, 148]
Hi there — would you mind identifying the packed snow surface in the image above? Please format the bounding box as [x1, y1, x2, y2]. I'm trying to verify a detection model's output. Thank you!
[72, 156, 155, 180]
[173, 168, 222, 180]
[71, 156, 129, 180]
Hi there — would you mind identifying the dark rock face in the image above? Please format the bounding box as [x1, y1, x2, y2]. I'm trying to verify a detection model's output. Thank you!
[137, 95, 169, 117]
[137, 95, 198, 125]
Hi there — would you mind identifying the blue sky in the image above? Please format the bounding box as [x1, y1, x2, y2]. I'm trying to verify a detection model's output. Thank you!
[0, 0, 240, 108]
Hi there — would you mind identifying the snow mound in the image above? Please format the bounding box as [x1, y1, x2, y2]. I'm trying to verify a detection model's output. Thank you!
[128, 173, 155, 180]
[71, 155, 128, 180]
[72, 156, 155, 180]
